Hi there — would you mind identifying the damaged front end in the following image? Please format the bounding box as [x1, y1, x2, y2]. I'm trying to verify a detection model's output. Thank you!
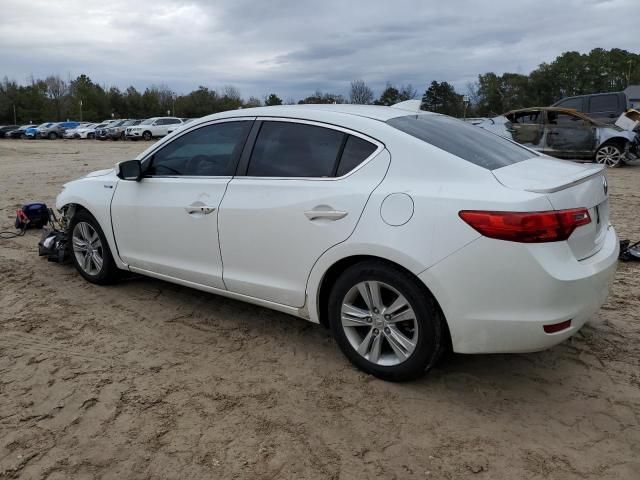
[38, 207, 73, 264]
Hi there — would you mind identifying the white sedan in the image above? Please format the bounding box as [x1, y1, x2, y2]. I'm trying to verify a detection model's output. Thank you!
[56, 104, 618, 380]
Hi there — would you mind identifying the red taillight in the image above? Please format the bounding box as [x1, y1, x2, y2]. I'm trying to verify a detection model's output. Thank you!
[543, 319, 572, 334]
[459, 208, 591, 243]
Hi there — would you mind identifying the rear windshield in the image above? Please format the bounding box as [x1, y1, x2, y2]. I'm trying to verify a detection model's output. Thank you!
[387, 114, 536, 170]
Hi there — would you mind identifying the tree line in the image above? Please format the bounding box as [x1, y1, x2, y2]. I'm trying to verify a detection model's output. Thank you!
[1, 48, 637, 124]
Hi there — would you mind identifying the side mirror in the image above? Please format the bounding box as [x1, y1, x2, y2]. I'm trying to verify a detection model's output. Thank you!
[117, 159, 142, 181]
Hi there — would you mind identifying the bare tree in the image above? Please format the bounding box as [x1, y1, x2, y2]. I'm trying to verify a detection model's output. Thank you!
[349, 80, 374, 104]
[222, 85, 242, 102]
[245, 96, 262, 108]
[398, 84, 417, 101]
[44, 75, 68, 120]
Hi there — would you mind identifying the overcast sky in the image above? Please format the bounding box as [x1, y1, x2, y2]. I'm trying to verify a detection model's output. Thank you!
[0, 0, 637, 100]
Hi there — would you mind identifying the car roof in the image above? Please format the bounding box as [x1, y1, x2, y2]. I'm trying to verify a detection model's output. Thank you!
[200, 104, 436, 124]
[504, 107, 597, 122]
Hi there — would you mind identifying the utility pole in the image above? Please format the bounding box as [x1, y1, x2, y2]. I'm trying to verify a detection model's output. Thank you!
[172, 94, 176, 117]
[13, 104, 17, 124]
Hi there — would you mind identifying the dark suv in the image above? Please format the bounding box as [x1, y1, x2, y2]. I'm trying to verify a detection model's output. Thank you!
[552, 92, 628, 124]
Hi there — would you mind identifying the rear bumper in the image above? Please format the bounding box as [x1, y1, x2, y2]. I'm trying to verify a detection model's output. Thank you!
[419, 226, 619, 354]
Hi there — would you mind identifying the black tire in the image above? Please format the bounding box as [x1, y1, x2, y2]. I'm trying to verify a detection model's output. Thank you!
[87, 133, 95, 139]
[595, 143, 624, 168]
[48, 132, 58, 140]
[142, 131, 152, 141]
[69, 210, 120, 285]
[328, 260, 444, 381]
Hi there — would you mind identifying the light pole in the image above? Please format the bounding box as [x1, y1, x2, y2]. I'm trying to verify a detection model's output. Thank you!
[463, 95, 470, 119]
[79, 100, 83, 122]
[172, 94, 176, 117]
[13, 104, 17, 124]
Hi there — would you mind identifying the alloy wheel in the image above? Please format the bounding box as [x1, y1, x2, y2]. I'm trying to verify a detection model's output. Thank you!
[72, 221, 104, 276]
[341, 281, 418, 366]
[595, 145, 622, 167]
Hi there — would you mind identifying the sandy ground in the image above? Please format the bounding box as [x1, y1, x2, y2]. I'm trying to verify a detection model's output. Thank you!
[0, 139, 639, 480]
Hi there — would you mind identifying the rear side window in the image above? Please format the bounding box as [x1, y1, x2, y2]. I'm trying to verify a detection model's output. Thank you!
[248, 122, 345, 177]
[589, 94, 618, 113]
[387, 115, 536, 170]
[336, 136, 378, 176]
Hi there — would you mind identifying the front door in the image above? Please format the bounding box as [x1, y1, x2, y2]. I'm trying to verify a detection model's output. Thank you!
[544, 110, 596, 158]
[218, 119, 389, 307]
[506, 110, 543, 150]
[111, 119, 254, 288]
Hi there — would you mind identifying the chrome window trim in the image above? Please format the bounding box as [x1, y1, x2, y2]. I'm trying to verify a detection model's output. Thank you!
[139, 117, 257, 179]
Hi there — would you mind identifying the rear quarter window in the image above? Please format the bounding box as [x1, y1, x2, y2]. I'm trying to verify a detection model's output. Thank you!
[387, 114, 536, 170]
[589, 94, 619, 113]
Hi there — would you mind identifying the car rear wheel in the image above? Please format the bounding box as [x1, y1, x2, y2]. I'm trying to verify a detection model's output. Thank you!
[595, 144, 624, 168]
[48, 132, 58, 140]
[69, 211, 119, 285]
[328, 260, 444, 381]
[142, 131, 152, 141]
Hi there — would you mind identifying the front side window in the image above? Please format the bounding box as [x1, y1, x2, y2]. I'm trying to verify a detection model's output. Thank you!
[509, 111, 541, 124]
[247, 122, 345, 177]
[387, 114, 536, 170]
[146, 121, 252, 177]
[556, 97, 583, 110]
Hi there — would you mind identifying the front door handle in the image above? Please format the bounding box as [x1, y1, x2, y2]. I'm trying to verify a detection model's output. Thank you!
[185, 205, 216, 215]
[304, 209, 348, 221]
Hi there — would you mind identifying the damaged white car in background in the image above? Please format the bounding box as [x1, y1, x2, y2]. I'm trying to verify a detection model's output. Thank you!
[476, 107, 639, 167]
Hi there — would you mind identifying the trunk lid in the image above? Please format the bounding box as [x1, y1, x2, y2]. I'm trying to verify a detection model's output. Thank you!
[493, 157, 609, 260]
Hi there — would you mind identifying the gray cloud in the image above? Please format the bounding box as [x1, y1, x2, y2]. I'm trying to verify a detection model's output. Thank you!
[0, 0, 637, 100]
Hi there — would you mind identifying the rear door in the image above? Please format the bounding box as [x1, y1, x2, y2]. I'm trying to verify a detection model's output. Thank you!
[218, 119, 389, 307]
[587, 94, 622, 124]
[544, 110, 596, 158]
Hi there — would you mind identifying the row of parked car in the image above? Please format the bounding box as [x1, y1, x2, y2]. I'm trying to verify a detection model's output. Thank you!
[0, 117, 195, 141]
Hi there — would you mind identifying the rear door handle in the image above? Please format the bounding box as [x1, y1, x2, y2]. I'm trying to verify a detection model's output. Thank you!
[304, 209, 348, 221]
[185, 205, 216, 215]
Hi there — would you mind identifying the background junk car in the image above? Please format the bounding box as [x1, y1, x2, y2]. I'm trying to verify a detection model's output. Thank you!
[477, 107, 639, 167]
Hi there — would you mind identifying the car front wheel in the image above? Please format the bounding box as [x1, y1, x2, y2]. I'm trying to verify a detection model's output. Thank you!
[328, 260, 444, 381]
[595, 143, 624, 168]
[142, 131, 152, 141]
[69, 210, 119, 285]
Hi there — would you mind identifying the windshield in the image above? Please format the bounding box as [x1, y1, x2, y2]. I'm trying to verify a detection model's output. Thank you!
[140, 118, 154, 125]
[37, 123, 52, 128]
[387, 114, 537, 170]
[111, 120, 126, 127]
